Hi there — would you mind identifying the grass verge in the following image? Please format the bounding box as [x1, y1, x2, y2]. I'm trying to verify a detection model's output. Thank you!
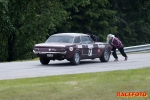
[0, 68, 150, 100]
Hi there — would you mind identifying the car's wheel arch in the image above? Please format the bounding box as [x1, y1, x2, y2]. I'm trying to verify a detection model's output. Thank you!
[73, 48, 81, 56]
[67, 49, 81, 61]
[76, 49, 81, 55]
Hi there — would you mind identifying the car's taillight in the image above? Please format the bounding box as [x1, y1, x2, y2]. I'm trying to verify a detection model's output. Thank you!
[35, 48, 39, 51]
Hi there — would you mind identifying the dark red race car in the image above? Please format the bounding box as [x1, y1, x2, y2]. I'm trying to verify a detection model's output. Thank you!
[33, 33, 112, 65]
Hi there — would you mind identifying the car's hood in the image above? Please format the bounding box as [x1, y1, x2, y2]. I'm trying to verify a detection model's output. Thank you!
[34, 43, 73, 47]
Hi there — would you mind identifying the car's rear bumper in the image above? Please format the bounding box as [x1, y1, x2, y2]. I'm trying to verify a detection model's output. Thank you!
[33, 50, 67, 55]
[33, 50, 71, 60]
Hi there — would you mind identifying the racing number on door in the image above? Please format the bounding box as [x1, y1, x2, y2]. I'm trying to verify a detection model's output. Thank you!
[88, 48, 92, 56]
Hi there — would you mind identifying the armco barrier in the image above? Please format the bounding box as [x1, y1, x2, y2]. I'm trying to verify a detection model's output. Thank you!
[116, 44, 150, 53]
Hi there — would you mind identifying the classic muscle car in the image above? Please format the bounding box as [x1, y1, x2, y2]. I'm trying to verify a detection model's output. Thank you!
[33, 33, 112, 65]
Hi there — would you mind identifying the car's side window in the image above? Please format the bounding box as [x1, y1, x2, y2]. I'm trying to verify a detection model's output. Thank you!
[73, 36, 81, 43]
[81, 36, 93, 44]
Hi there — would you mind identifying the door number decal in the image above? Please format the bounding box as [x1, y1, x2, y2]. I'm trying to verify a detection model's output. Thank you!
[88, 48, 92, 56]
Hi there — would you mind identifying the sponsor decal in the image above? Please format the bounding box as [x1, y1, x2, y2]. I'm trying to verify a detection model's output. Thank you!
[69, 47, 73, 51]
[88, 44, 93, 56]
[98, 48, 100, 53]
[77, 45, 82, 48]
[88, 48, 92, 56]
[98, 44, 105, 48]
[88, 44, 93, 48]
[117, 92, 147, 98]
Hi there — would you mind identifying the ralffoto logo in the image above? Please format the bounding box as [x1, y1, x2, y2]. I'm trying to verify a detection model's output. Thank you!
[117, 92, 147, 97]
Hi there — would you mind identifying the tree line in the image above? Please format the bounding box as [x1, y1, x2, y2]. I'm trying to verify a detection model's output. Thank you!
[0, 0, 150, 62]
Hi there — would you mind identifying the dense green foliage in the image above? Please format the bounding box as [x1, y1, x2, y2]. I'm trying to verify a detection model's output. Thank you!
[109, 0, 150, 45]
[0, 0, 150, 62]
[0, 0, 67, 61]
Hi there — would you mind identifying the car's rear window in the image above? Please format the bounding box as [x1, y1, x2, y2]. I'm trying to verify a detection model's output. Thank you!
[46, 36, 74, 43]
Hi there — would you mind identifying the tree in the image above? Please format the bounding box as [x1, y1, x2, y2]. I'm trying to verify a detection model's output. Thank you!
[57, 0, 117, 41]
[109, 0, 150, 46]
[0, 0, 12, 61]
[0, 0, 67, 62]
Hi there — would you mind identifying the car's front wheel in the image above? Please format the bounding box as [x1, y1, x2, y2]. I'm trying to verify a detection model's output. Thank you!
[70, 51, 80, 65]
[100, 49, 110, 62]
[40, 57, 50, 65]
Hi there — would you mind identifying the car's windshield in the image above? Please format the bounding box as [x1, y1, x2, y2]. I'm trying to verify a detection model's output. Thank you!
[46, 36, 74, 43]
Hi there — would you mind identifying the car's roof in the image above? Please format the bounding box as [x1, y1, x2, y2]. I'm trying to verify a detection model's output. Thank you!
[51, 33, 88, 37]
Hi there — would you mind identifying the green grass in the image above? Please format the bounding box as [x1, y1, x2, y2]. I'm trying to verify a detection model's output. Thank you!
[0, 68, 150, 100]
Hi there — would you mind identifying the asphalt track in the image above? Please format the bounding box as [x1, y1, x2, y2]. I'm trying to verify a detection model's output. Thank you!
[0, 53, 150, 80]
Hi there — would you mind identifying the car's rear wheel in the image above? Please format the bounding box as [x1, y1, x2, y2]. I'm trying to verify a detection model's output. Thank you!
[100, 49, 110, 62]
[70, 51, 80, 65]
[40, 57, 50, 65]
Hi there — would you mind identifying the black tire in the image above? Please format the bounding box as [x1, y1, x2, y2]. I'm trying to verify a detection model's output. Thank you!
[40, 57, 50, 65]
[91, 58, 95, 60]
[100, 49, 110, 62]
[67, 59, 70, 61]
[70, 51, 80, 65]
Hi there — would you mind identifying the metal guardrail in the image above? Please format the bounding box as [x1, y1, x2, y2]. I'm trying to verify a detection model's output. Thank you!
[116, 44, 150, 53]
